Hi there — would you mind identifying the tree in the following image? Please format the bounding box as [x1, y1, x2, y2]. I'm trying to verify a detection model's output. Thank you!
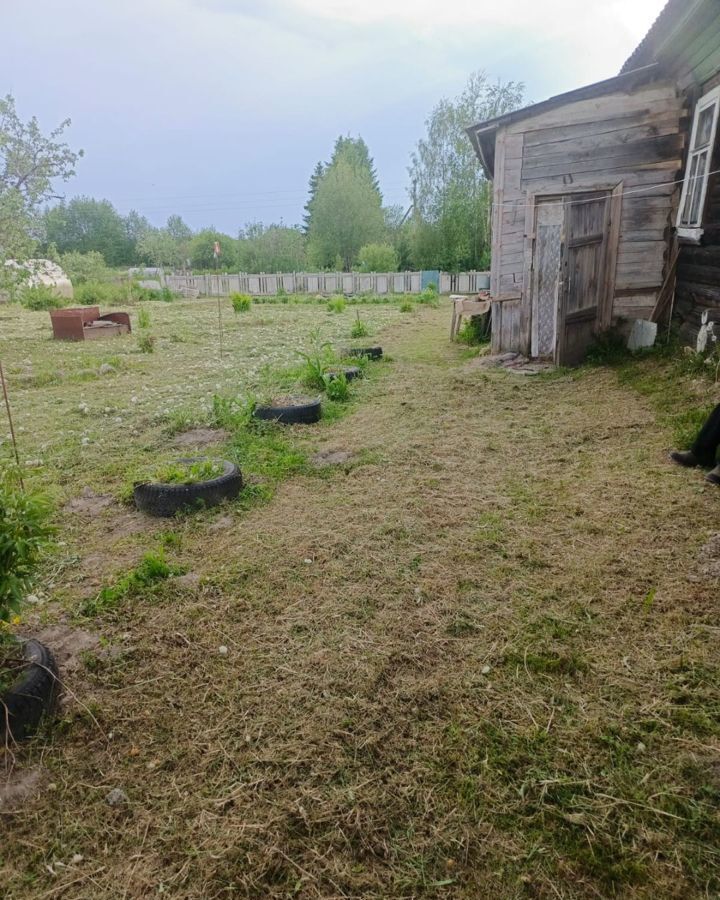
[357, 242, 399, 272]
[408, 71, 524, 270]
[44, 196, 135, 265]
[238, 222, 306, 272]
[329, 136, 381, 198]
[187, 229, 238, 270]
[302, 162, 325, 235]
[0, 94, 82, 261]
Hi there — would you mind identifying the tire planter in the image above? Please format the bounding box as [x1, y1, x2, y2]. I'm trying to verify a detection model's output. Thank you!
[326, 366, 362, 382]
[346, 346, 383, 360]
[0, 640, 58, 743]
[253, 396, 322, 425]
[134, 459, 242, 518]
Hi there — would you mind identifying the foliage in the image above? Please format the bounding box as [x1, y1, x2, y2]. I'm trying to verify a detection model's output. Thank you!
[0, 468, 53, 624]
[75, 280, 126, 306]
[150, 460, 224, 485]
[357, 242, 399, 272]
[585, 328, 633, 366]
[59, 250, 111, 285]
[297, 331, 335, 390]
[417, 286, 440, 306]
[457, 313, 491, 345]
[186, 228, 239, 270]
[136, 215, 193, 268]
[324, 372, 350, 402]
[0, 94, 82, 261]
[399, 299, 414, 312]
[138, 332, 156, 353]
[18, 283, 63, 310]
[237, 222, 307, 273]
[306, 137, 385, 270]
[303, 161, 326, 234]
[44, 196, 143, 266]
[350, 313, 370, 338]
[138, 305, 151, 329]
[327, 296, 346, 313]
[82, 550, 177, 616]
[408, 72, 524, 270]
[230, 292, 252, 313]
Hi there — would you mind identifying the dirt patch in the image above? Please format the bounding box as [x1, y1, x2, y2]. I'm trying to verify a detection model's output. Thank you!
[0, 767, 49, 812]
[173, 428, 229, 449]
[64, 487, 115, 517]
[311, 448, 357, 467]
[32, 624, 100, 672]
[698, 532, 720, 578]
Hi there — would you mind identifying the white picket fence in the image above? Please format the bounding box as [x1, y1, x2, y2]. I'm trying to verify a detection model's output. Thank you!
[164, 271, 490, 297]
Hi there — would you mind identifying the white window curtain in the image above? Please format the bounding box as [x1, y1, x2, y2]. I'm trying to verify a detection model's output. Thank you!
[677, 85, 720, 241]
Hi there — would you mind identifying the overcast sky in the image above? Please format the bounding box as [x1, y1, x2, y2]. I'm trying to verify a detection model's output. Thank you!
[3, 0, 666, 233]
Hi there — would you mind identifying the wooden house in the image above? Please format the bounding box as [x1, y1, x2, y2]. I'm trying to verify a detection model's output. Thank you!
[467, 0, 720, 364]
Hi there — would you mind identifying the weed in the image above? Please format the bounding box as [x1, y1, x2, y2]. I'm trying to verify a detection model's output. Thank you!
[138, 332, 156, 353]
[586, 328, 632, 366]
[296, 330, 335, 390]
[230, 292, 252, 313]
[399, 299, 414, 313]
[457, 315, 490, 345]
[149, 460, 224, 485]
[82, 550, 179, 616]
[328, 296, 346, 313]
[18, 284, 63, 311]
[417, 286, 440, 307]
[324, 372, 350, 401]
[138, 305, 151, 329]
[350, 312, 370, 338]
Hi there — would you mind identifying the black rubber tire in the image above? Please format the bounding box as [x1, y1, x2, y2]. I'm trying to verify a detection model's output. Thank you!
[326, 366, 362, 382]
[253, 397, 322, 425]
[134, 459, 242, 518]
[0, 640, 59, 743]
[346, 346, 382, 360]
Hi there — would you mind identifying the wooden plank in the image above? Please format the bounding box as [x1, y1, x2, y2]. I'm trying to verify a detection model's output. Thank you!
[522, 116, 682, 157]
[507, 95, 682, 136]
[523, 127, 682, 165]
[522, 133, 683, 175]
[601, 183, 622, 330]
[522, 153, 682, 182]
[490, 129, 507, 298]
[522, 108, 682, 147]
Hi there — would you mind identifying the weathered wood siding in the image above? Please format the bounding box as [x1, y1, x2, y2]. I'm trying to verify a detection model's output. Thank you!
[490, 82, 684, 353]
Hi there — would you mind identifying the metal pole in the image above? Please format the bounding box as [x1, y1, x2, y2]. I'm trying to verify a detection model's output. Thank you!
[0, 360, 24, 490]
[215, 254, 223, 358]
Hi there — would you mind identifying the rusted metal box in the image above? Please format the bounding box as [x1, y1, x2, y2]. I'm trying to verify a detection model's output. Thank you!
[50, 307, 131, 341]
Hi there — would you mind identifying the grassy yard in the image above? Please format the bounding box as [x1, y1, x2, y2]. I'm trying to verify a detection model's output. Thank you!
[2, 298, 720, 898]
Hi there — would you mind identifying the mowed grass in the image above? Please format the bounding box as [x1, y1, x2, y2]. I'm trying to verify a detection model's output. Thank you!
[2, 301, 720, 898]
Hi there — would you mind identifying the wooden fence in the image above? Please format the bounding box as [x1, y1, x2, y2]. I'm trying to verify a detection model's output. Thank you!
[164, 271, 490, 297]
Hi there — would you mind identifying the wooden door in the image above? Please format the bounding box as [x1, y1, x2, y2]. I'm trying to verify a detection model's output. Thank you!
[531, 200, 564, 358]
[557, 192, 611, 366]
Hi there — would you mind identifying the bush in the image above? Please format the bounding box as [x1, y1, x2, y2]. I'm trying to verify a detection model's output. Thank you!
[60, 251, 111, 285]
[230, 292, 252, 313]
[417, 286, 440, 306]
[138, 306, 151, 329]
[0, 470, 53, 624]
[138, 333, 156, 353]
[328, 296, 346, 313]
[357, 243, 399, 273]
[324, 372, 350, 401]
[75, 281, 125, 306]
[457, 313, 491, 345]
[399, 299, 414, 313]
[18, 284, 63, 311]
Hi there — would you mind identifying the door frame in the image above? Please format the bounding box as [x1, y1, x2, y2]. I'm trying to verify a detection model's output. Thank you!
[524, 181, 623, 362]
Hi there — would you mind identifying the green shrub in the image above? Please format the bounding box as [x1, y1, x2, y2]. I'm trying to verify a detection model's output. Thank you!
[297, 330, 335, 390]
[150, 460, 224, 485]
[230, 292, 252, 313]
[138, 306, 151, 329]
[357, 242, 399, 273]
[399, 299, 414, 313]
[458, 314, 491, 346]
[585, 328, 632, 366]
[19, 284, 63, 311]
[328, 296, 346, 314]
[0, 469, 53, 624]
[75, 281, 125, 306]
[350, 313, 369, 338]
[60, 251, 111, 285]
[417, 286, 440, 306]
[138, 333, 156, 353]
[324, 372, 350, 402]
[82, 551, 177, 616]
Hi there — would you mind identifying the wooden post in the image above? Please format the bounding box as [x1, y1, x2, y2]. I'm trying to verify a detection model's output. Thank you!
[0, 360, 24, 490]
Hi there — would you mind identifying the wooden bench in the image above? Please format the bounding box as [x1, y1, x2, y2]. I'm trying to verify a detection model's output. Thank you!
[450, 294, 492, 340]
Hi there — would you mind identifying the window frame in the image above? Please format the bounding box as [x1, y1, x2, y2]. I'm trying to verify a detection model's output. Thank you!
[676, 84, 720, 242]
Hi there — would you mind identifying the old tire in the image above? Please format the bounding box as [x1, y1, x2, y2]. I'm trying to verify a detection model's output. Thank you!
[253, 397, 322, 425]
[326, 366, 362, 382]
[0, 640, 59, 743]
[346, 346, 382, 360]
[134, 459, 242, 518]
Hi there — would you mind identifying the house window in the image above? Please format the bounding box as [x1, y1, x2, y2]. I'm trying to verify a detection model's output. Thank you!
[677, 85, 720, 240]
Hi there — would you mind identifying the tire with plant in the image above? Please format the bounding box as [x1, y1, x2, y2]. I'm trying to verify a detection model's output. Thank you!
[326, 365, 362, 382]
[133, 459, 242, 517]
[253, 396, 322, 425]
[346, 346, 383, 360]
[0, 639, 59, 742]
